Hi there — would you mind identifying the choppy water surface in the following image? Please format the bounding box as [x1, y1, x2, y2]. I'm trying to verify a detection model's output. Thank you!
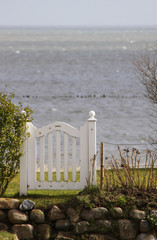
[0, 27, 157, 164]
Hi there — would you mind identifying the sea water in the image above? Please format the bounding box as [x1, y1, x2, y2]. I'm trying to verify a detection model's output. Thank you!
[0, 27, 157, 165]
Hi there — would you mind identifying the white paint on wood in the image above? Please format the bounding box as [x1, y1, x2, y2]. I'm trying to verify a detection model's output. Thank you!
[28, 181, 84, 190]
[80, 122, 88, 186]
[88, 112, 97, 185]
[72, 137, 76, 181]
[20, 111, 97, 195]
[27, 122, 36, 189]
[36, 122, 80, 138]
[20, 123, 28, 196]
[40, 136, 45, 182]
[64, 133, 68, 181]
[48, 133, 52, 181]
[56, 130, 61, 181]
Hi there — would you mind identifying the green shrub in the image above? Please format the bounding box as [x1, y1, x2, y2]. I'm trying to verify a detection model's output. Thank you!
[0, 90, 33, 197]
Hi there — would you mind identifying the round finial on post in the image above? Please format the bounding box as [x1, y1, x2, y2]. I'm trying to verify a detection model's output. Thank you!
[89, 111, 95, 118]
[88, 111, 96, 121]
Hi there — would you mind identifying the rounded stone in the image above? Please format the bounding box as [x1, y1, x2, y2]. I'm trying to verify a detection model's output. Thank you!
[96, 220, 112, 232]
[12, 224, 33, 240]
[135, 233, 147, 240]
[55, 231, 76, 240]
[66, 207, 80, 223]
[82, 207, 108, 221]
[130, 209, 145, 220]
[19, 199, 35, 211]
[55, 219, 70, 231]
[75, 221, 91, 234]
[144, 234, 157, 240]
[8, 209, 28, 224]
[38, 224, 51, 240]
[47, 205, 65, 221]
[140, 220, 150, 233]
[30, 209, 45, 223]
[0, 198, 20, 209]
[0, 222, 8, 231]
[91, 207, 108, 219]
[112, 207, 123, 218]
[118, 219, 138, 240]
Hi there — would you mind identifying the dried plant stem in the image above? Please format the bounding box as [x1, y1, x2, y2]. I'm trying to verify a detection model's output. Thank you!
[103, 146, 157, 194]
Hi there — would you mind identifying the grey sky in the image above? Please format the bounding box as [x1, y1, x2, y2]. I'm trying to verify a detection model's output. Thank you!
[0, 0, 157, 27]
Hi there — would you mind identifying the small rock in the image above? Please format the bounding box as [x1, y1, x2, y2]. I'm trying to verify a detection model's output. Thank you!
[112, 207, 123, 218]
[55, 231, 76, 240]
[75, 221, 91, 234]
[140, 220, 150, 233]
[81, 209, 94, 221]
[12, 224, 33, 240]
[88, 234, 105, 240]
[103, 235, 118, 240]
[130, 209, 145, 220]
[38, 224, 51, 240]
[82, 207, 108, 221]
[136, 233, 157, 240]
[8, 209, 28, 224]
[30, 209, 45, 223]
[91, 207, 108, 219]
[96, 220, 112, 232]
[118, 219, 138, 240]
[0, 222, 8, 231]
[55, 219, 70, 231]
[144, 234, 157, 240]
[66, 207, 80, 223]
[19, 199, 35, 211]
[89, 234, 117, 240]
[135, 233, 147, 240]
[0, 198, 20, 209]
[47, 205, 65, 221]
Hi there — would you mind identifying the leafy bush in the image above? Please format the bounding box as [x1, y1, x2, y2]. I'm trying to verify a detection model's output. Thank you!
[0, 91, 33, 196]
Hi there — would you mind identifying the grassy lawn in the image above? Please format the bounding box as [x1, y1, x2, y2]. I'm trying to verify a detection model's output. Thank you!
[0, 231, 17, 240]
[3, 168, 157, 209]
[4, 173, 81, 209]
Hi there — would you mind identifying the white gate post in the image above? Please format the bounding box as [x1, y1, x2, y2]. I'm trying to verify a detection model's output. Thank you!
[88, 111, 97, 185]
[27, 122, 36, 190]
[20, 122, 28, 196]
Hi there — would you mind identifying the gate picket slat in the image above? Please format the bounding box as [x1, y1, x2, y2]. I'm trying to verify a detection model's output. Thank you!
[56, 131, 61, 181]
[64, 133, 68, 181]
[48, 133, 52, 181]
[72, 137, 76, 181]
[40, 136, 45, 181]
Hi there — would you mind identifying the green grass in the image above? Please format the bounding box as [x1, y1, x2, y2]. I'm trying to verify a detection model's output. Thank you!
[3, 168, 157, 209]
[4, 173, 81, 209]
[36, 171, 80, 182]
[0, 231, 17, 240]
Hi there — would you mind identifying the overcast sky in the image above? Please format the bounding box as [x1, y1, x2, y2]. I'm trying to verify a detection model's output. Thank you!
[0, 0, 157, 27]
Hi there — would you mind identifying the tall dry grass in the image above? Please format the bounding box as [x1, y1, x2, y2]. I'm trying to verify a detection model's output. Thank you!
[104, 146, 157, 194]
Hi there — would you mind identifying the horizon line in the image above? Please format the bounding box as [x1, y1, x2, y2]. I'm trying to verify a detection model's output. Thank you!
[0, 24, 157, 29]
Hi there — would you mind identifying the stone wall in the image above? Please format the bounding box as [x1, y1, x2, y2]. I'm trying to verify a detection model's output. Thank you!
[0, 198, 157, 240]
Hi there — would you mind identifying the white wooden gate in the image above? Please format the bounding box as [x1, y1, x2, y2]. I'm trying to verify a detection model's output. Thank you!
[20, 111, 97, 196]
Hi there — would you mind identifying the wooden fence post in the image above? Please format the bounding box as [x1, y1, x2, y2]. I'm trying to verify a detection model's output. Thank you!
[100, 142, 104, 189]
[88, 111, 97, 185]
[20, 115, 28, 196]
